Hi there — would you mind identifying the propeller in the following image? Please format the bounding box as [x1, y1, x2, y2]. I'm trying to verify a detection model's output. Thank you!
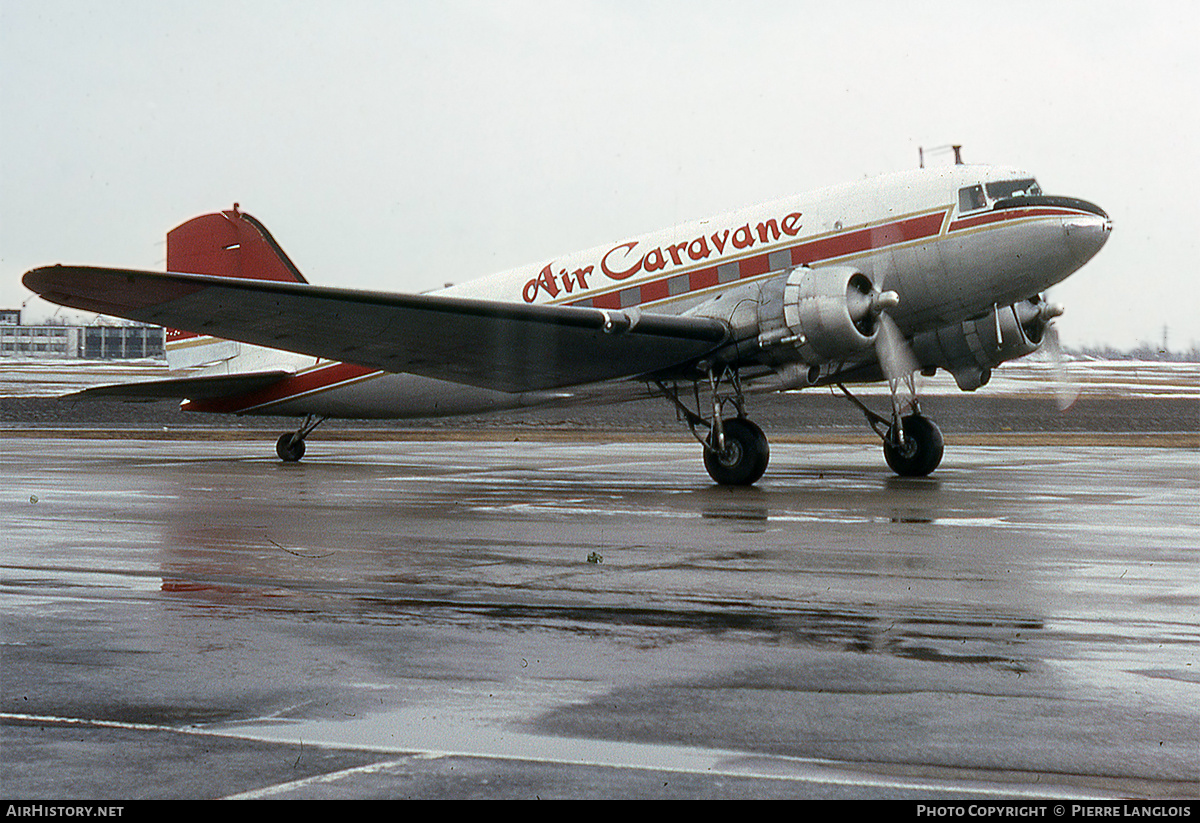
[1015, 295, 1079, 411]
[1041, 306, 1080, 411]
[846, 272, 915, 380]
[876, 311, 919, 390]
[862, 274, 919, 403]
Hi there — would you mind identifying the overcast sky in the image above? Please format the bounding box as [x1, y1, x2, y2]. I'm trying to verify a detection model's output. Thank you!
[2, 0, 1197, 350]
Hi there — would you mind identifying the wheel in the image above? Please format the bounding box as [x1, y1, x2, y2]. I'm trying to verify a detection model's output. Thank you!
[883, 414, 943, 477]
[275, 433, 306, 462]
[704, 418, 770, 486]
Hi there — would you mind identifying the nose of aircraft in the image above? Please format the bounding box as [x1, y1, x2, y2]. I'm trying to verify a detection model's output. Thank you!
[1065, 212, 1113, 263]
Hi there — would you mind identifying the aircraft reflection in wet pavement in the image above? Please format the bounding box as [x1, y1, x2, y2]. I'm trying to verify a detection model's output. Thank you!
[23, 152, 1110, 485]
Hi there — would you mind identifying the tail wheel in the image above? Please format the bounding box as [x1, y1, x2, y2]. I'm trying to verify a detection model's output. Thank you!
[883, 414, 943, 477]
[275, 433, 306, 462]
[704, 418, 770, 486]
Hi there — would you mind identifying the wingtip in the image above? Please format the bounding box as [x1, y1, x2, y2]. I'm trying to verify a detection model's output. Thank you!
[21, 264, 58, 295]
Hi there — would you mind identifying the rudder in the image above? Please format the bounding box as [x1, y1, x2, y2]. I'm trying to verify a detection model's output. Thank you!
[166, 204, 308, 283]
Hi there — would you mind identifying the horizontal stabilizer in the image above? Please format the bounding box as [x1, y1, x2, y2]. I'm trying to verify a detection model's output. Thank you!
[62, 370, 291, 403]
[24, 266, 729, 393]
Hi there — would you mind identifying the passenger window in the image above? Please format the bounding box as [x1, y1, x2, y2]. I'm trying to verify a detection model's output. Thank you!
[958, 185, 987, 212]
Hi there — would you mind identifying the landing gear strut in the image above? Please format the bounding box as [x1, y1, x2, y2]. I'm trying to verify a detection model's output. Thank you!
[275, 415, 326, 463]
[838, 384, 943, 477]
[655, 366, 769, 486]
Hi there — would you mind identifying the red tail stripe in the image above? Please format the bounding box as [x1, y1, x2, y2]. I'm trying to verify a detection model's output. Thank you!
[182, 361, 379, 414]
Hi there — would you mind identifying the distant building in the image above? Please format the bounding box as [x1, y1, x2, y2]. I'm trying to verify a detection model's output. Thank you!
[80, 325, 165, 359]
[0, 310, 165, 359]
[0, 323, 81, 358]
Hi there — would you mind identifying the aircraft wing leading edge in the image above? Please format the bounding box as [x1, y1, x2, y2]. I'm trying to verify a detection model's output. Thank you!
[23, 266, 730, 393]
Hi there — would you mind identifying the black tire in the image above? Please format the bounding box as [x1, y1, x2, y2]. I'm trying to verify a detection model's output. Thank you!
[704, 418, 770, 486]
[276, 433, 306, 462]
[883, 414, 943, 477]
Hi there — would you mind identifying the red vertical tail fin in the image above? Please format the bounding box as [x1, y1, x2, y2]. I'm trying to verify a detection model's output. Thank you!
[166, 205, 308, 283]
[164, 205, 308, 363]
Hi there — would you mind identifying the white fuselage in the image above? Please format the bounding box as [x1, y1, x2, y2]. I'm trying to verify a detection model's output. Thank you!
[175, 164, 1110, 418]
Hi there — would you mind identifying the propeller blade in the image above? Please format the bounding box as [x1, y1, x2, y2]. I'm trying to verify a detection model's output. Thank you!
[1043, 322, 1080, 411]
[876, 312, 919, 389]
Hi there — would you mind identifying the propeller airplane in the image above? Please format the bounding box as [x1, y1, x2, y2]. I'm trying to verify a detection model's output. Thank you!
[22, 156, 1111, 485]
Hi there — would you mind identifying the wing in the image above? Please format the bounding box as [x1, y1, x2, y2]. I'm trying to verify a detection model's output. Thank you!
[23, 266, 729, 392]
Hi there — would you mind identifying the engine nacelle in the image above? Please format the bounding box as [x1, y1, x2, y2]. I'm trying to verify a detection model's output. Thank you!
[910, 296, 1054, 390]
[684, 264, 885, 387]
[748, 265, 881, 362]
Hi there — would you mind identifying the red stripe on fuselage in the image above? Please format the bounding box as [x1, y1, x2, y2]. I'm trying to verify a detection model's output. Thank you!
[797, 211, 944, 266]
[569, 209, 948, 311]
[947, 205, 1087, 233]
[182, 361, 380, 414]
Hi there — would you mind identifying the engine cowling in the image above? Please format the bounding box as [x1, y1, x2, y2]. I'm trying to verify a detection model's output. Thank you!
[910, 296, 1057, 390]
[753, 265, 882, 362]
[684, 264, 888, 387]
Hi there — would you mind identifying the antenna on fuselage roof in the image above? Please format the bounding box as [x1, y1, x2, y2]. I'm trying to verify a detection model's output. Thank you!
[918, 144, 964, 168]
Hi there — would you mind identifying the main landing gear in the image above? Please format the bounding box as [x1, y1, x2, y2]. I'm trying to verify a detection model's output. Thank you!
[837, 384, 944, 477]
[703, 417, 770, 486]
[275, 415, 326, 462]
[655, 367, 770, 486]
[882, 413, 944, 477]
[655, 365, 944, 485]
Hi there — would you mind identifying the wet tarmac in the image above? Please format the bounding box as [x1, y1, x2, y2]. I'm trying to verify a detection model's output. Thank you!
[2, 433, 1197, 799]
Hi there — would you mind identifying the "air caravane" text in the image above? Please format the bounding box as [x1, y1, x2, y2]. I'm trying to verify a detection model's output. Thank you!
[522, 211, 803, 303]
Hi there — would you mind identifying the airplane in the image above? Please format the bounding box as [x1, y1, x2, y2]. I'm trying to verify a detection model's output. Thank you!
[22, 156, 1111, 485]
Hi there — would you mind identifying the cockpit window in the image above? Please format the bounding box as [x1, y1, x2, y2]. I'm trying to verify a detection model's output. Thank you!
[985, 178, 1042, 200]
[958, 184, 987, 213]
